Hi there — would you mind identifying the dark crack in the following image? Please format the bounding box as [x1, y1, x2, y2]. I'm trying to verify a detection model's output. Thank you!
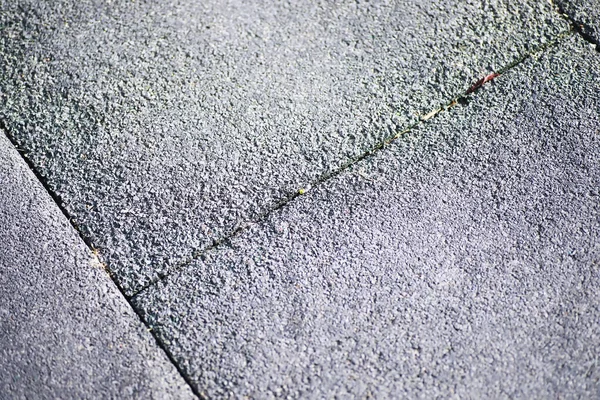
[130, 28, 575, 299]
[551, 0, 600, 51]
[0, 121, 204, 400]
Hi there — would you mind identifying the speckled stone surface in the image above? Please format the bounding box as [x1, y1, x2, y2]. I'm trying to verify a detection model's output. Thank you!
[0, 0, 570, 294]
[134, 35, 600, 398]
[0, 131, 194, 399]
[556, 0, 600, 44]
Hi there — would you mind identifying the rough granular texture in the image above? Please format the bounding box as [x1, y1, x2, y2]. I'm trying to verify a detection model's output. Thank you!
[556, 0, 600, 44]
[134, 36, 600, 399]
[0, 132, 194, 399]
[0, 0, 569, 294]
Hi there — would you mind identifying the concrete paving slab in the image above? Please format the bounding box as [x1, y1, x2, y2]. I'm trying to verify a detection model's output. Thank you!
[556, 0, 600, 44]
[0, 132, 194, 399]
[134, 35, 600, 398]
[0, 0, 570, 294]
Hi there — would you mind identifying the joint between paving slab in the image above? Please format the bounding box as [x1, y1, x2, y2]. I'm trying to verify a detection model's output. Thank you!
[130, 28, 575, 299]
[551, 0, 600, 51]
[0, 121, 204, 400]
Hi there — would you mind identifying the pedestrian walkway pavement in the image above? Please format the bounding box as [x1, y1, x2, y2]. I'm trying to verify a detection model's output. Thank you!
[1, 0, 599, 398]
[134, 33, 600, 399]
[0, 132, 193, 399]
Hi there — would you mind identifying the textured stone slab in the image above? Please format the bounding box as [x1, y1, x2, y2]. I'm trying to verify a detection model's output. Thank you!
[0, 132, 194, 399]
[556, 0, 600, 44]
[0, 0, 569, 294]
[134, 35, 600, 398]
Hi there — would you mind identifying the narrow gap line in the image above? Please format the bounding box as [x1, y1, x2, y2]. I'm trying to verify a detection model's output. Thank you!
[0, 11, 578, 393]
[551, 1, 600, 50]
[0, 122, 204, 399]
[130, 27, 575, 299]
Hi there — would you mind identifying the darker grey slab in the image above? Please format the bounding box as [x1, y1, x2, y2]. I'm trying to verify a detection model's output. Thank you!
[0, 0, 569, 294]
[134, 35, 600, 398]
[556, 0, 600, 44]
[0, 132, 194, 399]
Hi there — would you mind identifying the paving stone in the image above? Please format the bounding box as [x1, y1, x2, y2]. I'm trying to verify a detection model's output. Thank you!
[0, 0, 570, 294]
[134, 35, 600, 399]
[0, 132, 194, 399]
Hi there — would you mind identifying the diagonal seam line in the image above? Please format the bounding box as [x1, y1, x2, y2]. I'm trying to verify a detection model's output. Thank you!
[130, 26, 576, 299]
[0, 124, 205, 399]
[551, 1, 600, 51]
[0, 6, 580, 394]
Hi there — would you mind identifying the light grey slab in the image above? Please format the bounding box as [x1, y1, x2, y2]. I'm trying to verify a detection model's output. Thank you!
[0, 131, 194, 399]
[556, 0, 600, 44]
[0, 0, 570, 294]
[134, 35, 600, 399]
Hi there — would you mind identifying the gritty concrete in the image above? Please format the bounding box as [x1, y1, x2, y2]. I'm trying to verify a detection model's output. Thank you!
[0, 0, 570, 295]
[0, 131, 194, 399]
[556, 0, 600, 44]
[134, 35, 600, 399]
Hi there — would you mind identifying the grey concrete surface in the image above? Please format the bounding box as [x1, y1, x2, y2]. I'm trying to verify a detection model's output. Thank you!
[0, 132, 194, 399]
[556, 0, 600, 44]
[134, 35, 600, 399]
[0, 0, 570, 295]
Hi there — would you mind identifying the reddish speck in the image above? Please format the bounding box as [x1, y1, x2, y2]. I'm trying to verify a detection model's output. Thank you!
[466, 72, 500, 94]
